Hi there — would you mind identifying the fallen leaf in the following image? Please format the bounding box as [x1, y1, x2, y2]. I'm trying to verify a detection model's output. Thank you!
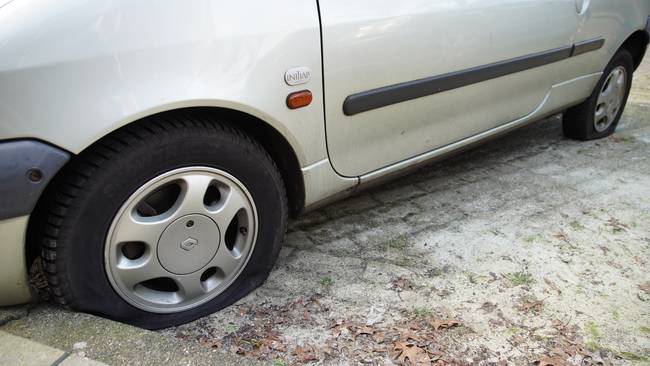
[426, 316, 459, 331]
[544, 277, 562, 295]
[639, 282, 650, 295]
[398, 331, 420, 342]
[394, 341, 431, 365]
[553, 232, 570, 243]
[330, 320, 351, 338]
[516, 297, 544, 313]
[355, 325, 375, 338]
[262, 334, 285, 352]
[372, 331, 386, 344]
[391, 276, 416, 292]
[535, 355, 569, 366]
[606, 217, 628, 232]
[293, 345, 318, 363]
[480, 302, 497, 313]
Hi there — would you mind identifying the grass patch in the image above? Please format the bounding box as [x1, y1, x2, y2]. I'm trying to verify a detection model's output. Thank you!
[618, 351, 650, 362]
[320, 276, 333, 290]
[394, 256, 412, 268]
[585, 321, 602, 342]
[569, 220, 585, 231]
[505, 271, 535, 286]
[225, 323, 237, 334]
[585, 340, 600, 353]
[640, 326, 650, 334]
[464, 271, 478, 284]
[503, 327, 522, 337]
[386, 235, 408, 251]
[272, 359, 286, 366]
[411, 307, 432, 318]
[523, 235, 537, 243]
[426, 267, 444, 277]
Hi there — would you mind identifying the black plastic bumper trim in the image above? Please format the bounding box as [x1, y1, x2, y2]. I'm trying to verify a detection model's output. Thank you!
[343, 38, 605, 116]
[0, 140, 70, 220]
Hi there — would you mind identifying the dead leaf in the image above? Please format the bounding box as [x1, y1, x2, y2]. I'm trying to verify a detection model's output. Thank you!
[553, 232, 570, 243]
[355, 325, 375, 338]
[398, 331, 420, 342]
[544, 277, 562, 295]
[391, 276, 416, 292]
[262, 334, 285, 352]
[372, 331, 386, 343]
[516, 296, 544, 313]
[480, 302, 497, 313]
[639, 282, 650, 295]
[606, 260, 623, 269]
[606, 217, 628, 232]
[394, 341, 431, 365]
[330, 320, 351, 338]
[426, 316, 459, 331]
[535, 355, 569, 366]
[293, 345, 318, 363]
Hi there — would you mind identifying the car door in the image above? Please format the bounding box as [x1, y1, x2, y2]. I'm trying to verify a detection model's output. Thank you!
[319, 0, 579, 177]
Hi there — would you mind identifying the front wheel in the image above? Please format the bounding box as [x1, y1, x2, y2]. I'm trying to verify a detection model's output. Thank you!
[39, 115, 288, 329]
[563, 49, 634, 140]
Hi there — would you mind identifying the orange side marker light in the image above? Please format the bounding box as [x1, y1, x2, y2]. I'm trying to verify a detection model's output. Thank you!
[287, 90, 313, 109]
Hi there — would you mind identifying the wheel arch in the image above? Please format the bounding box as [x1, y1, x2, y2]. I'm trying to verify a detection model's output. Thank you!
[618, 29, 649, 71]
[25, 106, 306, 276]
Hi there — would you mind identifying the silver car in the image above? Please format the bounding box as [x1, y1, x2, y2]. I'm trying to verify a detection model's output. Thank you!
[1, 0, 649, 328]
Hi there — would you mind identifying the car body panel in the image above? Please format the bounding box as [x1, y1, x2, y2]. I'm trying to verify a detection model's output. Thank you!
[557, 1, 650, 81]
[0, 0, 326, 168]
[319, 0, 580, 177]
[359, 72, 604, 184]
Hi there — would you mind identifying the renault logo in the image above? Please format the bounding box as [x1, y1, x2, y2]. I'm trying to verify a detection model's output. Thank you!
[180, 237, 198, 251]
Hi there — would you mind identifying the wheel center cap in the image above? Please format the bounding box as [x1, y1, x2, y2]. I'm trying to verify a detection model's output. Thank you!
[157, 214, 220, 275]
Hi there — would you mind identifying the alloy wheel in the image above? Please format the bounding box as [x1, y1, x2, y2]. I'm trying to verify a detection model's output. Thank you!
[104, 167, 258, 313]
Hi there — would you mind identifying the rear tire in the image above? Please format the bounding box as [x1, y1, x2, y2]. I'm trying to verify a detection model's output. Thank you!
[563, 49, 634, 140]
[39, 114, 288, 329]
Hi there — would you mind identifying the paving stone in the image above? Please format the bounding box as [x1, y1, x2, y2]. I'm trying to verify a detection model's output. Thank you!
[0, 331, 64, 366]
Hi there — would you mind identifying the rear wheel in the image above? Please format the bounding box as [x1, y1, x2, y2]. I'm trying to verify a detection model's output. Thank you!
[40, 115, 287, 329]
[563, 49, 634, 140]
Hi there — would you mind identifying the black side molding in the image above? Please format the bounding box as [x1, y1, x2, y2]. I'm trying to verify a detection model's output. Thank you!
[343, 38, 605, 116]
[0, 140, 70, 220]
[571, 38, 605, 57]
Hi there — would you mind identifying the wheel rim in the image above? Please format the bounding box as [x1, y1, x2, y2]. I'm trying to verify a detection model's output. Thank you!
[104, 167, 258, 313]
[594, 66, 627, 133]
